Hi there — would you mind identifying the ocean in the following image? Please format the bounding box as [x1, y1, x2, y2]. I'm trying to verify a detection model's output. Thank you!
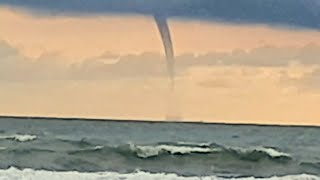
[0, 116, 319, 180]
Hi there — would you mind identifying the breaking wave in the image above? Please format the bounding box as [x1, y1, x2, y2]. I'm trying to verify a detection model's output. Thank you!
[1, 139, 311, 176]
[0, 134, 37, 142]
[0, 167, 319, 180]
[64, 140, 292, 162]
[129, 143, 219, 158]
[129, 142, 291, 159]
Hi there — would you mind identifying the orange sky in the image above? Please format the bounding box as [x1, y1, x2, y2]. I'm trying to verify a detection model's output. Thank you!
[1, 8, 320, 61]
[0, 8, 320, 126]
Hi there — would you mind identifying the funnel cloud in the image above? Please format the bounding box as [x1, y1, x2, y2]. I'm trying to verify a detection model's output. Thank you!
[154, 15, 181, 120]
[154, 15, 175, 89]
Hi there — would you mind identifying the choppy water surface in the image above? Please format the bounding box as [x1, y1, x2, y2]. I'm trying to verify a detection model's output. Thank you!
[0, 117, 319, 180]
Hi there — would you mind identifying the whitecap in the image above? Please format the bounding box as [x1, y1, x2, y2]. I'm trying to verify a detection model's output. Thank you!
[130, 144, 220, 158]
[234, 146, 291, 158]
[177, 141, 212, 147]
[254, 147, 291, 158]
[93, 146, 104, 150]
[129, 143, 290, 159]
[0, 134, 37, 142]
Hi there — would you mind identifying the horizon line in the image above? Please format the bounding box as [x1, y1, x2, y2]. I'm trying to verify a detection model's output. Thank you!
[0, 114, 319, 128]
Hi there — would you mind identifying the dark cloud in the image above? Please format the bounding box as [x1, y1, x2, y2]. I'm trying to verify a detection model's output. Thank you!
[0, 0, 320, 29]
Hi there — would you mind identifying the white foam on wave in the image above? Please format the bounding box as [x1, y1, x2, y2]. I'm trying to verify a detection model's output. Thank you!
[254, 147, 291, 158]
[0, 167, 319, 180]
[234, 147, 291, 158]
[129, 143, 290, 159]
[130, 144, 220, 158]
[177, 141, 212, 147]
[0, 134, 37, 142]
[93, 146, 104, 150]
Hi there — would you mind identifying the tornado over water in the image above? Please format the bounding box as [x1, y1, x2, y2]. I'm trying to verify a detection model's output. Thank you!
[154, 15, 181, 120]
[154, 15, 175, 89]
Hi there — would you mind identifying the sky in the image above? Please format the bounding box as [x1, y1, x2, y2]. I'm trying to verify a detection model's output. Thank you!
[0, 1, 320, 126]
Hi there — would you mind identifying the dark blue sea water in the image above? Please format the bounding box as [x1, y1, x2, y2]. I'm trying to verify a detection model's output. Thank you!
[0, 116, 319, 180]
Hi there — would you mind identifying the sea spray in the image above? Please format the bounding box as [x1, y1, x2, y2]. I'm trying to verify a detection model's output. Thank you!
[165, 88, 182, 121]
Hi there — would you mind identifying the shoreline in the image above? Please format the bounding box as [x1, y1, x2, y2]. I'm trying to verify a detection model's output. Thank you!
[0, 115, 319, 128]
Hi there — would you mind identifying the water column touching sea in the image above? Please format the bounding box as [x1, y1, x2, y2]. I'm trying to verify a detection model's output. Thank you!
[154, 15, 181, 120]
